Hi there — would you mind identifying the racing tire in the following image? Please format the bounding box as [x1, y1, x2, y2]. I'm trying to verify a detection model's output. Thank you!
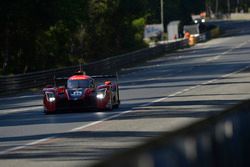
[113, 100, 120, 109]
[113, 97, 120, 109]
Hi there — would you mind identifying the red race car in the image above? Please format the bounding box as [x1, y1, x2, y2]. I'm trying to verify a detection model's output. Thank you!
[42, 71, 120, 114]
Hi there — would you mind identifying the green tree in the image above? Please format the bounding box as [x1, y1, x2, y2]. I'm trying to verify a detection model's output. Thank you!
[0, 0, 206, 75]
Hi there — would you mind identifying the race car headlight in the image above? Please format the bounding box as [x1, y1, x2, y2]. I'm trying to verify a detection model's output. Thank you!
[46, 92, 56, 102]
[97, 93, 105, 99]
[49, 97, 56, 102]
[194, 20, 198, 23]
[201, 19, 205, 23]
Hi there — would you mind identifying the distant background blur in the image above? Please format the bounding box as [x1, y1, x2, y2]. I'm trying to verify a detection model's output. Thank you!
[0, 0, 249, 75]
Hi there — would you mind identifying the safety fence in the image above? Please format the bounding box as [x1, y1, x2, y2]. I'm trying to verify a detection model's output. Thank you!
[92, 99, 250, 167]
[0, 26, 219, 95]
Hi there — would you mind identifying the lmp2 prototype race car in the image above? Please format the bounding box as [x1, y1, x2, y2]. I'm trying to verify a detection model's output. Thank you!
[42, 71, 120, 114]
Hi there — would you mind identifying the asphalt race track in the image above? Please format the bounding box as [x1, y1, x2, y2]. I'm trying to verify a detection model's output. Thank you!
[1, 20, 250, 167]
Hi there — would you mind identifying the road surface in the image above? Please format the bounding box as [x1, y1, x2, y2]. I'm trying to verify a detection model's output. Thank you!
[1, 20, 250, 167]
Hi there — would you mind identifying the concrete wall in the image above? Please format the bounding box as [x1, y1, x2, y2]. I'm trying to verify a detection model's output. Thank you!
[230, 13, 250, 20]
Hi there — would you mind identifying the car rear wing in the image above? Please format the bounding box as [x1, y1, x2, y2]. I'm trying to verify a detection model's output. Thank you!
[91, 74, 117, 79]
[91, 73, 119, 83]
[52, 73, 119, 87]
[54, 77, 68, 87]
[91, 75, 116, 78]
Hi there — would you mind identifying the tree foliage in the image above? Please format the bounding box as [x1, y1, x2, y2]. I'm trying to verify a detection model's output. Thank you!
[206, 0, 250, 14]
[0, 0, 205, 74]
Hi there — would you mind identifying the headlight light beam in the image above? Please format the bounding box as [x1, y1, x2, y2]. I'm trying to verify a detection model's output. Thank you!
[46, 93, 56, 102]
[97, 93, 105, 99]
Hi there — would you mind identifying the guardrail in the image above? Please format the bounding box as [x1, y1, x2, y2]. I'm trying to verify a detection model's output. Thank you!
[92, 99, 250, 167]
[0, 39, 189, 95]
[0, 26, 219, 95]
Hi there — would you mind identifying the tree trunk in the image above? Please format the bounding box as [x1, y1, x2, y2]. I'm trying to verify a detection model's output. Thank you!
[227, 0, 230, 13]
[215, 0, 219, 16]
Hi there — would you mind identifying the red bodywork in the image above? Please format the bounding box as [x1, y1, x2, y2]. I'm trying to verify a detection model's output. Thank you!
[42, 74, 120, 114]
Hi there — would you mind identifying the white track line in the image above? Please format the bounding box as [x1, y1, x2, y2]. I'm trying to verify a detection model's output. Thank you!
[1, 40, 249, 155]
[2, 40, 248, 102]
[0, 137, 52, 155]
[0, 66, 249, 155]
[206, 41, 248, 62]
[1, 64, 249, 156]
[0, 95, 42, 101]
[0, 106, 43, 116]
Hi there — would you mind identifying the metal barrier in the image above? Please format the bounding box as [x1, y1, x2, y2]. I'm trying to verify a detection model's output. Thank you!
[0, 39, 188, 95]
[92, 99, 250, 167]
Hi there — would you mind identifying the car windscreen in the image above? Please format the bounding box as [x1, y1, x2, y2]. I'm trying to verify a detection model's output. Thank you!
[67, 79, 89, 89]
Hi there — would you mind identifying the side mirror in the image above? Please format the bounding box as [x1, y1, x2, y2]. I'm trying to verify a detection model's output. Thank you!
[105, 81, 112, 85]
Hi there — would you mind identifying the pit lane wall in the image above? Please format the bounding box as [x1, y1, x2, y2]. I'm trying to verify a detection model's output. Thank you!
[92, 99, 250, 167]
[0, 26, 219, 95]
[230, 13, 250, 20]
